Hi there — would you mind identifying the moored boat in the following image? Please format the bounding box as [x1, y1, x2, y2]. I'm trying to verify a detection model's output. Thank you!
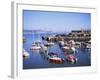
[58, 41, 65, 47]
[47, 52, 65, 64]
[23, 49, 30, 57]
[61, 42, 76, 55]
[75, 42, 81, 48]
[30, 41, 41, 50]
[39, 44, 48, 54]
[66, 55, 77, 64]
[44, 42, 54, 47]
[30, 46, 41, 50]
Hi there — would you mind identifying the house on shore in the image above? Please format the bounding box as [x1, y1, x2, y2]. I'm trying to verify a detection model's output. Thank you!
[66, 30, 91, 42]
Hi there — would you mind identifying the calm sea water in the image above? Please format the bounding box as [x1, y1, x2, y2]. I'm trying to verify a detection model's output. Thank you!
[23, 32, 91, 69]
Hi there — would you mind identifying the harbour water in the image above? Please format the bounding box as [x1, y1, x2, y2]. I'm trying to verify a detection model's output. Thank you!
[23, 31, 91, 69]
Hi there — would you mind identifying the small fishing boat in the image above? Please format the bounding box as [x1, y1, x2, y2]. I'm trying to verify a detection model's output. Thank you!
[62, 46, 70, 50]
[32, 41, 42, 46]
[30, 42, 41, 50]
[39, 44, 47, 54]
[58, 41, 64, 47]
[71, 47, 76, 54]
[23, 49, 30, 57]
[30, 46, 41, 50]
[86, 44, 91, 49]
[66, 55, 77, 64]
[81, 42, 87, 49]
[47, 52, 65, 64]
[69, 40, 75, 45]
[62, 45, 76, 55]
[44, 42, 54, 47]
[75, 42, 81, 48]
[85, 41, 91, 49]
[61, 46, 71, 54]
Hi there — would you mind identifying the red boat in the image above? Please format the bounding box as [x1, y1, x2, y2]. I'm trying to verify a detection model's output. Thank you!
[47, 53, 65, 64]
[66, 55, 77, 64]
[49, 57, 64, 64]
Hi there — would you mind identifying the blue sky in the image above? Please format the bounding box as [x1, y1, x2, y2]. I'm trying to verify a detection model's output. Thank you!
[23, 10, 91, 32]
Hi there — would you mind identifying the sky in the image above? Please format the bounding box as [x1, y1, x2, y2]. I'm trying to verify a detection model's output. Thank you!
[23, 10, 91, 32]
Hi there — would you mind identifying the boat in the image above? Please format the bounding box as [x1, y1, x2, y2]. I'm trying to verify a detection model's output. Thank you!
[23, 38, 26, 43]
[44, 42, 54, 47]
[23, 49, 30, 57]
[32, 43, 36, 46]
[30, 41, 41, 50]
[66, 55, 77, 64]
[32, 41, 42, 46]
[69, 40, 75, 45]
[62, 46, 70, 50]
[58, 41, 64, 47]
[61, 43, 76, 55]
[86, 44, 91, 49]
[71, 47, 76, 54]
[75, 42, 81, 48]
[85, 41, 91, 49]
[47, 52, 65, 64]
[61, 46, 71, 53]
[39, 44, 48, 54]
[30, 46, 41, 50]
